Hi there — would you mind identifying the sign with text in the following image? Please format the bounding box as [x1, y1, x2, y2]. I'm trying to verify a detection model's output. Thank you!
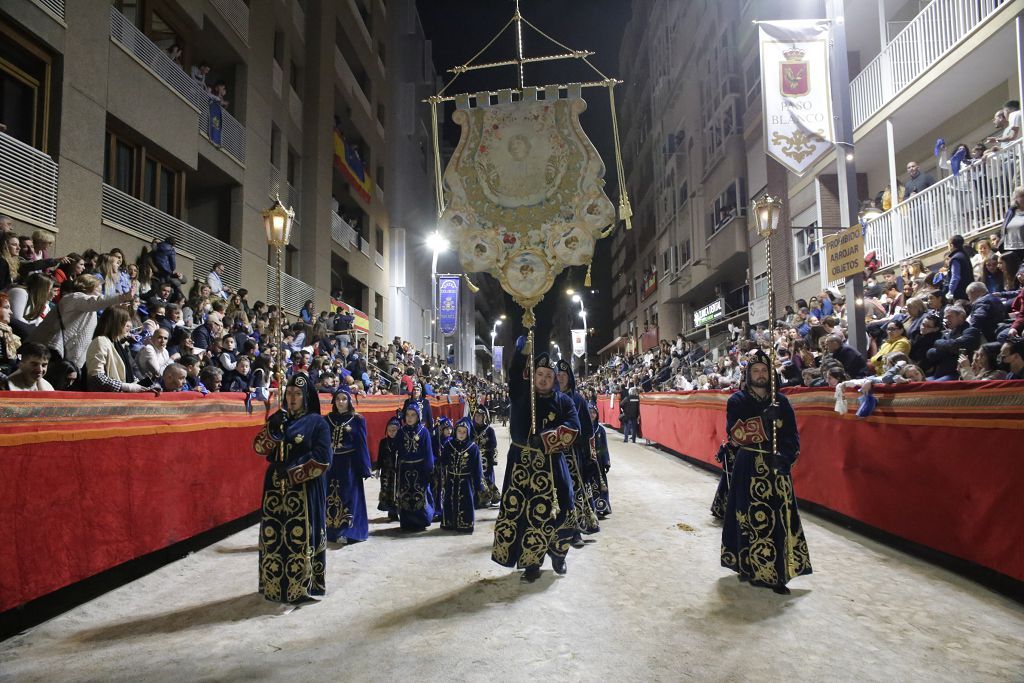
[823, 224, 864, 281]
[438, 275, 460, 336]
[749, 294, 770, 325]
[693, 299, 724, 328]
[759, 20, 834, 176]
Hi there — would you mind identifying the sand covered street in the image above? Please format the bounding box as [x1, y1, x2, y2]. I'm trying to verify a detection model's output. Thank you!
[2, 425, 1022, 682]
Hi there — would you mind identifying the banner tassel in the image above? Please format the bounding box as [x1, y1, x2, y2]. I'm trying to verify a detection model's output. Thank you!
[584, 263, 592, 287]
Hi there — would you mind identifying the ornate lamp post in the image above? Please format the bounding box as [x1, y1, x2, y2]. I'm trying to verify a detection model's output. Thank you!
[261, 197, 295, 410]
[751, 193, 783, 457]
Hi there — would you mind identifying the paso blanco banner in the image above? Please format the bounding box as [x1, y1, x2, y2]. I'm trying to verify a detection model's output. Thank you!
[759, 20, 834, 176]
[571, 329, 587, 358]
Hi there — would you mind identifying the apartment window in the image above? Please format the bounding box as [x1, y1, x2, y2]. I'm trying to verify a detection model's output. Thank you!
[106, 129, 183, 216]
[678, 179, 689, 208]
[663, 249, 671, 274]
[707, 178, 747, 238]
[679, 239, 691, 267]
[375, 227, 384, 255]
[794, 223, 820, 280]
[270, 122, 281, 167]
[287, 148, 299, 185]
[273, 31, 285, 67]
[109, 136, 136, 195]
[374, 292, 384, 320]
[0, 21, 54, 151]
[745, 57, 761, 106]
[289, 61, 301, 92]
[753, 271, 768, 299]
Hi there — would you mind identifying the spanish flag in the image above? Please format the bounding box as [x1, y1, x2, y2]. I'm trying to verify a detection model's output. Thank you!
[333, 129, 373, 203]
[330, 298, 371, 333]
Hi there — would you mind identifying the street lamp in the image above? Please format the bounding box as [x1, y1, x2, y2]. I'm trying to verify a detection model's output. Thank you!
[426, 230, 449, 362]
[261, 196, 295, 410]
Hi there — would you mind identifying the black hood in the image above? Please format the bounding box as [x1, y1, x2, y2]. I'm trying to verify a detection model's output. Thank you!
[555, 358, 576, 393]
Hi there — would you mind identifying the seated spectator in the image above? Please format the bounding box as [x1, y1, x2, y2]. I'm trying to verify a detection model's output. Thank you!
[179, 354, 203, 390]
[0, 292, 20, 376]
[958, 342, 1007, 381]
[191, 316, 220, 352]
[1000, 264, 1024, 339]
[927, 305, 981, 380]
[146, 281, 175, 313]
[909, 313, 943, 374]
[137, 326, 172, 381]
[0, 341, 54, 391]
[897, 364, 926, 383]
[30, 275, 132, 377]
[300, 299, 315, 324]
[86, 307, 160, 394]
[222, 354, 251, 392]
[999, 338, 1024, 379]
[199, 365, 223, 392]
[869, 320, 911, 375]
[966, 281, 1006, 342]
[161, 363, 190, 392]
[31, 230, 55, 260]
[7, 272, 53, 338]
[825, 334, 869, 378]
[972, 237, 996, 280]
[206, 262, 232, 300]
[52, 253, 85, 293]
[217, 333, 238, 372]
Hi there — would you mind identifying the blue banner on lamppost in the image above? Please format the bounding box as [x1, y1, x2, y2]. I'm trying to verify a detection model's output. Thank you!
[438, 275, 460, 336]
[493, 345, 503, 371]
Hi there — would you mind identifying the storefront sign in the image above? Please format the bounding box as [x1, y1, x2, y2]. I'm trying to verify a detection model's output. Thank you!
[693, 299, 724, 328]
[759, 20, 834, 176]
[823, 224, 864, 281]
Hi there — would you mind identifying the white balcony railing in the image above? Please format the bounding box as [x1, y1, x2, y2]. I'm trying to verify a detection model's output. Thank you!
[372, 317, 384, 338]
[330, 211, 357, 250]
[289, 88, 303, 128]
[266, 266, 315, 316]
[30, 0, 65, 22]
[0, 132, 58, 230]
[360, 238, 371, 258]
[102, 183, 241, 289]
[374, 251, 384, 270]
[851, 0, 1010, 129]
[110, 8, 245, 164]
[863, 137, 1024, 267]
[209, 0, 249, 43]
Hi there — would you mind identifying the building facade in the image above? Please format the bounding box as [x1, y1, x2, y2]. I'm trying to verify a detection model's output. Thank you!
[1, 0, 434, 345]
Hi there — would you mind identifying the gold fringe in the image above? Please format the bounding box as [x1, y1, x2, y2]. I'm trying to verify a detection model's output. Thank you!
[584, 263, 592, 287]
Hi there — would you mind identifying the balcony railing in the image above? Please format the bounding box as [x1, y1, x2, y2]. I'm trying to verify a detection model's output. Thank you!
[266, 266, 315, 316]
[330, 211, 357, 250]
[863, 137, 1024, 267]
[209, 0, 249, 44]
[360, 239, 371, 258]
[101, 183, 241, 289]
[110, 8, 246, 164]
[851, 0, 1009, 129]
[0, 132, 58, 230]
[374, 251, 384, 270]
[30, 0, 65, 23]
[289, 89, 303, 128]
[268, 166, 301, 224]
[372, 317, 384, 338]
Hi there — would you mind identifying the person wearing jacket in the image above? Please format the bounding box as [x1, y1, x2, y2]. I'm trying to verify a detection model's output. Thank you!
[965, 282, 1007, 342]
[927, 305, 982, 380]
[86, 307, 160, 393]
[620, 387, 641, 443]
[945, 234, 975, 302]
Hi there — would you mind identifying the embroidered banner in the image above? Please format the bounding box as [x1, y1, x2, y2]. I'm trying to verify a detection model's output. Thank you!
[571, 329, 586, 358]
[759, 20, 834, 176]
[438, 275, 460, 336]
[493, 344, 503, 371]
[208, 100, 223, 146]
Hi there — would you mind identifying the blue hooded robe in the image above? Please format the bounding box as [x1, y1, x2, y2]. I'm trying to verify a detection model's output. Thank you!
[440, 418, 484, 532]
[325, 388, 372, 543]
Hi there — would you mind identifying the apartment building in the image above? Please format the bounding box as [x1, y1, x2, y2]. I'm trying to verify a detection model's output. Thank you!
[611, 0, 755, 358]
[1, 0, 430, 343]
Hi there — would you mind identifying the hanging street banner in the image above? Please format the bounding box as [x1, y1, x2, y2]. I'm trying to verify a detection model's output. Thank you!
[571, 329, 587, 358]
[823, 224, 865, 281]
[493, 345, 503, 371]
[759, 20, 834, 176]
[438, 275, 460, 336]
[749, 294, 771, 325]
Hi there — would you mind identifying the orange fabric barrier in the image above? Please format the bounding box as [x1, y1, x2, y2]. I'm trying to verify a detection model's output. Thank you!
[0, 391, 464, 612]
[598, 382, 1024, 583]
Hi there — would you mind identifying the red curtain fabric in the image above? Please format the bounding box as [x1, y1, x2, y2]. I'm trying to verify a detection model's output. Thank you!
[597, 383, 1024, 583]
[0, 392, 467, 612]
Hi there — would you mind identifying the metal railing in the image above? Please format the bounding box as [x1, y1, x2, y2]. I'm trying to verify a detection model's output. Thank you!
[289, 88, 303, 127]
[101, 183, 241, 289]
[372, 317, 384, 338]
[0, 132, 58, 230]
[863, 137, 1023, 266]
[266, 266, 315, 316]
[360, 239, 371, 258]
[209, 0, 249, 43]
[110, 8, 245, 164]
[374, 251, 385, 270]
[851, 0, 1009, 128]
[268, 166, 301, 223]
[30, 0, 64, 22]
[330, 211, 356, 250]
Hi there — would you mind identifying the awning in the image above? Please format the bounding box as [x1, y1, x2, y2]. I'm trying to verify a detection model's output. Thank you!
[598, 335, 629, 355]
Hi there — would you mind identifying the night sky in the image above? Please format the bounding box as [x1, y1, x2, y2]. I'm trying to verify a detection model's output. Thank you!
[416, 0, 635, 349]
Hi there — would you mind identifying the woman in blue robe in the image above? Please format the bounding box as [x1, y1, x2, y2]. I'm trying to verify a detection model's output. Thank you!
[472, 407, 500, 508]
[555, 359, 600, 541]
[440, 418, 484, 532]
[374, 416, 402, 520]
[588, 404, 612, 517]
[431, 416, 454, 520]
[324, 387, 372, 544]
[252, 374, 332, 603]
[492, 340, 580, 582]
[396, 402, 435, 531]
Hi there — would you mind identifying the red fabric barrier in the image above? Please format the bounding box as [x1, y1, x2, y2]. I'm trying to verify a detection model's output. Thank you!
[598, 383, 1024, 582]
[0, 392, 466, 612]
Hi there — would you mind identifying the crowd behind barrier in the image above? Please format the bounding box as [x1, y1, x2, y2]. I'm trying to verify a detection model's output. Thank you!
[0, 391, 463, 614]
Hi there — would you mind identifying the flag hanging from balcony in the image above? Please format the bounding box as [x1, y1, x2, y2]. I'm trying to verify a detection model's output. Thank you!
[758, 20, 834, 176]
[438, 275, 460, 337]
[208, 100, 223, 146]
[329, 297, 371, 333]
[333, 129, 373, 203]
